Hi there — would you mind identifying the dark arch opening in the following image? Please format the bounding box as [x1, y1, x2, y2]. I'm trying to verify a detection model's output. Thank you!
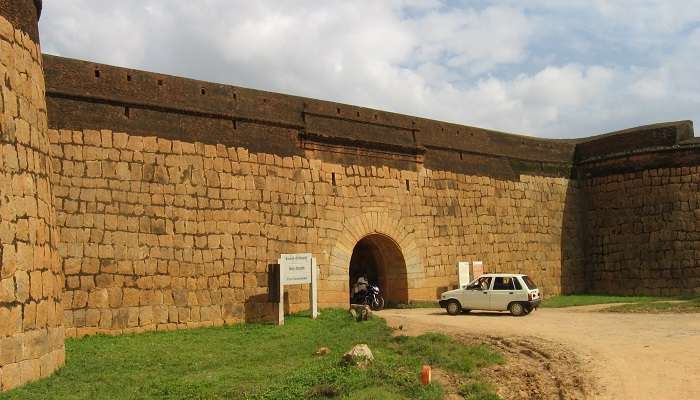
[349, 234, 408, 305]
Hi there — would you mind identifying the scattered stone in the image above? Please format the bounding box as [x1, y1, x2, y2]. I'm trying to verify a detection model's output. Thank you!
[342, 344, 374, 368]
[349, 304, 371, 321]
[315, 347, 331, 356]
[359, 307, 369, 321]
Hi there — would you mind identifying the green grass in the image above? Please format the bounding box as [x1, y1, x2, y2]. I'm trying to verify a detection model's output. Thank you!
[603, 296, 700, 313]
[343, 387, 408, 400]
[540, 294, 666, 308]
[1, 309, 501, 400]
[391, 333, 502, 375]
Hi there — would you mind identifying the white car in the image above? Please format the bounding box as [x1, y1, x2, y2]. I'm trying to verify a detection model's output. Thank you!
[439, 273, 541, 316]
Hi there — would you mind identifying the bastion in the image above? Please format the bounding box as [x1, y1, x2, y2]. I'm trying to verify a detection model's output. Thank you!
[1, 1, 699, 391]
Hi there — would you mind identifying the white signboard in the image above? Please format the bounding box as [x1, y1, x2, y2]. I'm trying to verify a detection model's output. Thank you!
[458, 261, 470, 287]
[277, 253, 318, 325]
[280, 253, 312, 284]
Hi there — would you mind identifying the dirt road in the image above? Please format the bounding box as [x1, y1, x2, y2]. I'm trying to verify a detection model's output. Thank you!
[378, 306, 700, 400]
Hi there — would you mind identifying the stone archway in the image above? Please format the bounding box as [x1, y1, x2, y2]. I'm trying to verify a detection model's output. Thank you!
[323, 212, 424, 307]
[349, 234, 408, 304]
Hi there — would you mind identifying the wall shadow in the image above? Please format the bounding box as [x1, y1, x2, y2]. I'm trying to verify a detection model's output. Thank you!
[560, 178, 588, 294]
[242, 264, 280, 323]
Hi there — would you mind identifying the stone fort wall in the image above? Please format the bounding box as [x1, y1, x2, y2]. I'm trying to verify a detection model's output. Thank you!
[0, 1, 65, 391]
[1, 0, 700, 391]
[39, 53, 590, 337]
[575, 123, 700, 295]
[33, 53, 700, 337]
[49, 128, 582, 336]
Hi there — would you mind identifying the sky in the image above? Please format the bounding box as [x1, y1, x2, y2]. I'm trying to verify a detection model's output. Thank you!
[39, 0, 700, 139]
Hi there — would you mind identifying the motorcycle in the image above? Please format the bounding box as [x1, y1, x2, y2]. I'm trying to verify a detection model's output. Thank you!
[353, 284, 385, 311]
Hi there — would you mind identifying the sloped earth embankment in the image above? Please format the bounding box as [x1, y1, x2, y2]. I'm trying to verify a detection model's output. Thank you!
[390, 321, 593, 400]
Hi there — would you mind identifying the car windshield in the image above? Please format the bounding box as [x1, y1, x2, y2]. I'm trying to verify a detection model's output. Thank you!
[522, 276, 538, 289]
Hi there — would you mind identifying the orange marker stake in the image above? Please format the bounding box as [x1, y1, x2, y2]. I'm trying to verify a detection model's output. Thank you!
[421, 365, 432, 385]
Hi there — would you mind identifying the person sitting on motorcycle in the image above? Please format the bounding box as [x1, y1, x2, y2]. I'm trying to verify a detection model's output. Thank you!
[352, 275, 368, 303]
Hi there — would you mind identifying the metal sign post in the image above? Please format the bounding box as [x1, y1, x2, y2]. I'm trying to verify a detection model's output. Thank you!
[278, 261, 285, 325]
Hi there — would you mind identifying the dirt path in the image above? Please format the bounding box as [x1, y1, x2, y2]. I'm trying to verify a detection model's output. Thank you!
[378, 307, 700, 400]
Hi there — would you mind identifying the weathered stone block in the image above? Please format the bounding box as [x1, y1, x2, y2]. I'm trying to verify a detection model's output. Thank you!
[122, 288, 140, 307]
[87, 289, 109, 309]
[18, 358, 40, 385]
[14, 271, 29, 303]
[0, 279, 14, 303]
[0, 336, 21, 366]
[0, 363, 21, 391]
[29, 270, 42, 300]
[85, 309, 100, 327]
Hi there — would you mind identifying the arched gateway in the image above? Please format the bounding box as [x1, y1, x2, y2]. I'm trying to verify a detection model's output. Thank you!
[349, 234, 408, 304]
[326, 212, 424, 306]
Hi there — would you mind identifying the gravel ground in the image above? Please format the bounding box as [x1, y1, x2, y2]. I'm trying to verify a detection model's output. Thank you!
[378, 305, 700, 400]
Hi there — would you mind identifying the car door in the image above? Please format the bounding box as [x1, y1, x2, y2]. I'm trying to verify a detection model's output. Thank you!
[490, 276, 516, 310]
[460, 276, 492, 310]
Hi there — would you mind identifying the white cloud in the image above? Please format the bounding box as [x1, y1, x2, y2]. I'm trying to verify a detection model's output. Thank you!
[407, 6, 533, 75]
[513, 65, 613, 108]
[631, 71, 668, 100]
[39, 0, 700, 138]
[40, 0, 148, 67]
[591, 0, 700, 35]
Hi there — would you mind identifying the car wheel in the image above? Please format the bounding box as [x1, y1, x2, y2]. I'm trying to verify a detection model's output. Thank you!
[446, 300, 462, 315]
[508, 302, 526, 316]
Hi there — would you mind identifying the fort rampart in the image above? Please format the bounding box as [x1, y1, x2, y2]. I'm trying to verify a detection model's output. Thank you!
[575, 125, 700, 295]
[1, 0, 64, 391]
[43, 55, 589, 338]
[1, 0, 699, 390]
